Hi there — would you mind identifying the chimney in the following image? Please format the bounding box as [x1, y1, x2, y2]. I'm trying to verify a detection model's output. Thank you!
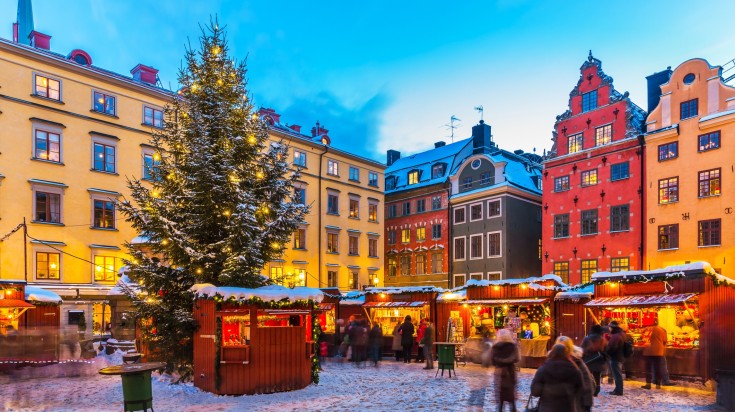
[434, 141, 446, 148]
[311, 123, 328, 138]
[29, 30, 50, 50]
[471, 120, 492, 154]
[387, 150, 401, 166]
[646, 67, 673, 113]
[16, 0, 34, 46]
[257, 107, 281, 125]
[131, 64, 159, 86]
[288, 124, 301, 133]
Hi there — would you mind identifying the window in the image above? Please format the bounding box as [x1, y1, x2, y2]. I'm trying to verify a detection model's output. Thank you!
[680, 98, 698, 120]
[93, 142, 116, 173]
[143, 106, 164, 128]
[387, 204, 397, 218]
[581, 259, 597, 284]
[327, 233, 339, 253]
[34, 74, 61, 101]
[35, 192, 61, 223]
[469, 273, 483, 281]
[94, 255, 116, 282]
[698, 168, 721, 198]
[462, 177, 473, 189]
[401, 229, 411, 244]
[431, 252, 443, 273]
[699, 131, 720, 152]
[408, 171, 419, 185]
[553, 262, 569, 284]
[293, 228, 306, 249]
[327, 271, 338, 288]
[658, 142, 678, 161]
[554, 214, 570, 238]
[93, 200, 115, 229]
[581, 169, 598, 187]
[294, 150, 307, 167]
[270, 267, 284, 284]
[388, 230, 396, 245]
[470, 234, 483, 259]
[416, 227, 426, 242]
[488, 200, 501, 217]
[327, 194, 339, 214]
[610, 205, 629, 232]
[416, 254, 426, 275]
[479, 172, 493, 186]
[295, 188, 306, 205]
[487, 272, 501, 281]
[368, 238, 378, 257]
[68, 311, 84, 325]
[658, 177, 679, 204]
[554, 176, 570, 192]
[368, 171, 378, 187]
[432, 224, 442, 240]
[454, 207, 466, 224]
[93, 91, 116, 115]
[143, 152, 160, 180]
[348, 271, 359, 290]
[349, 198, 359, 218]
[453, 274, 466, 288]
[698, 219, 721, 247]
[488, 232, 501, 257]
[385, 177, 396, 190]
[568, 133, 583, 154]
[388, 257, 397, 276]
[611, 162, 629, 181]
[581, 209, 598, 235]
[454, 237, 466, 261]
[348, 235, 359, 255]
[658, 224, 678, 250]
[36, 252, 60, 280]
[431, 164, 445, 179]
[416, 199, 426, 213]
[327, 160, 339, 176]
[610, 258, 629, 272]
[470, 203, 483, 221]
[595, 124, 612, 146]
[399, 255, 411, 276]
[349, 166, 360, 181]
[582, 90, 598, 112]
[34, 130, 61, 162]
[402, 202, 411, 216]
[368, 202, 378, 222]
[432, 196, 442, 210]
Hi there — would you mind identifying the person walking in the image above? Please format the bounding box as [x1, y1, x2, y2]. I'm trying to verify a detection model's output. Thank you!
[391, 322, 403, 361]
[368, 322, 383, 366]
[556, 336, 595, 412]
[641, 319, 668, 389]
[605, 321, 626, 395]
[581, 324, 608, 397]
[421, 320, 435, 370]
[415, 319, 427, 363]
[491, 329, 520, 412]
[531, 344, 583, 412]
[398, 315, 415, 364]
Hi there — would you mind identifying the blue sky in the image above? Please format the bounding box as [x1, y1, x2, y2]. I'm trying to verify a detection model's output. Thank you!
[8, 1, 735, 162]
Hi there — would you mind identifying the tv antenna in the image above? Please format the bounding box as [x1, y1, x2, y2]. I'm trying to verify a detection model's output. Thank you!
[475, 105, 484, 121]
[444, 115, 461, 142]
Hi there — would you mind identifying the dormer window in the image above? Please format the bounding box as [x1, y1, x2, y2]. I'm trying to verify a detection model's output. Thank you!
[386, 176, 396, 190]
[582, 90, 598, 112]
[408, 170, 420, 185]
[431, 163, 445, 179]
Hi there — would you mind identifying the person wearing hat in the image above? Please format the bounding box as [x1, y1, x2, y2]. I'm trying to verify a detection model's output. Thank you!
[604, 321, 626, 395]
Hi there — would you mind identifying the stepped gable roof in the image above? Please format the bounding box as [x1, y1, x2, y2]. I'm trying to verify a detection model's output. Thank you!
[385, 138, 473, 194]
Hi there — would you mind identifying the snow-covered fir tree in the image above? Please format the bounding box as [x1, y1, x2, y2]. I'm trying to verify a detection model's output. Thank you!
[117, 22, 308, 380]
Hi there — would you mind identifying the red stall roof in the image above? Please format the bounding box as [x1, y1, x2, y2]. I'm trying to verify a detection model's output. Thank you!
[584, 293, 697, 307]
[317, 303, 335, 311]
[363, 301, 427, 308]
[0, 299, 34, 308]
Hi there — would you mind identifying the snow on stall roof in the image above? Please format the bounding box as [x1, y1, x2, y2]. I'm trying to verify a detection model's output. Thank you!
[462, 274, 567, 290]
[24, 285, 62, 304]
[591, 262, 719, 282]
[554, 285, 594, 300]
[340, 295, 366, 305]
[437, 289, 467, 302]
[364, 286, 446, 295]
[191, 284, 323, 303]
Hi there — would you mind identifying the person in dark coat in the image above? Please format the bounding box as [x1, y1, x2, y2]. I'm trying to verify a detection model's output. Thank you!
[581, 324, 608, 396]
[531, 344, 583, 412]
[491, 329, 520, 412]
[557, 336, 595, 412]
[398, 315, 415, 364]
[605, 321, 627, 395]
[420, 321, 435, 370]
[368, 322, 383, 366]
[391, 322, 403, 361]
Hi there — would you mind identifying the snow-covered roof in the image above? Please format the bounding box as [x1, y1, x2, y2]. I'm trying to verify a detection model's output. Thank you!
[191, 284, 323, 303]
[591, 262, 719, 282]
[108, 274, 139, 296]
[340, 295, 365, 306]
[554, 285, 594, 301]
[461, 274, 567, 290]
[24, 285, 62, 304]
[437, 289, 466, 302]
[130, 236, 151, 245]
[364, 286, 446, 295]
[700, 107, 735, 123]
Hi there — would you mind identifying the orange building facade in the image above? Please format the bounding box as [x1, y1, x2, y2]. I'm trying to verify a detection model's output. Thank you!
[644, 58, 735, 278]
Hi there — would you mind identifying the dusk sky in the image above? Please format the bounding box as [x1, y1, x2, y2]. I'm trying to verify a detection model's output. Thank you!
[9, 0, 735, 162]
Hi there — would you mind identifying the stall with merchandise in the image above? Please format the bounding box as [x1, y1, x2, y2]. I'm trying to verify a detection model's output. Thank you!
[588, 262, 735, 382]
[191, 284, 323, 395]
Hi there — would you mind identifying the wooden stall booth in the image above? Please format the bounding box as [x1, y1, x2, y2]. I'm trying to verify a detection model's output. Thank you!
[553, 285, 594, 343]
[22, 285, 62, 329]
[315, 288, 339, 355]
[362, 286, 442, 358]
[192, 284, 323, 395]
[589, 262, 735, 382]
[0, 280, 34, 332]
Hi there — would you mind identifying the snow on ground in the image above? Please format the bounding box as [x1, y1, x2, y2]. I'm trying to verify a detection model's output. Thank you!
[0, 355, 721, 411]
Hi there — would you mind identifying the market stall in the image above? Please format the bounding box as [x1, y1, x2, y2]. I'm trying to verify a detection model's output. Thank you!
[191, 284, 322, 395]
[0, 280, 34, 332]
[315, 288, 339, 355]
[22, 285, 62, 329]
[553, 285, 594, 343]
[589, 262, 735, 382]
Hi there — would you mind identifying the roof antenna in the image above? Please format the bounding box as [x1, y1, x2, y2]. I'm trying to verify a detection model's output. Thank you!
[444, 115, 461, 142]
[474, 105, 484, 122]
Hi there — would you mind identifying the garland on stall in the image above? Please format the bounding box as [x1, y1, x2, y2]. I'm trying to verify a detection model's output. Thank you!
[207, 294, 312, 309]
[214, 315, 222, 391]
[560, 270, 735, 291]
[311, 299, 320, 385]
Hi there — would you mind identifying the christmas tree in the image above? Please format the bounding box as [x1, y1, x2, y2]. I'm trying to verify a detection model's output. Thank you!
[117, 21, 308, 380]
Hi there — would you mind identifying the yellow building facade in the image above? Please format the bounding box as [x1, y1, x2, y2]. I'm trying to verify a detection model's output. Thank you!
[261, 110, 386, 291]
[0, 36, 172, 330]
[644, 58, 735, 278]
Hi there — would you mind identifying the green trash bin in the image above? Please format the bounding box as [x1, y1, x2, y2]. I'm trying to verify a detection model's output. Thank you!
[121, 372, 153, 412]
[436, 343, 457, 377]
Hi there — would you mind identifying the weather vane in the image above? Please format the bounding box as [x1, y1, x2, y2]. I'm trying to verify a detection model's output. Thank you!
[475, 105, 484, 121]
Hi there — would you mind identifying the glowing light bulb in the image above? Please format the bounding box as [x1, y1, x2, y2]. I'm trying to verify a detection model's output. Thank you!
[217, 79, 223, 86]
[255, 171, 264, 179]
[153, 153, 161, 161]
[493, 286, 500, 291]
[223, 210, 231, 217]
[191, 83, 198, 92]
[248, 135, 257, 144]
[521, 284, 527, 289]
[212, 46, 221, 55]
[271, 242, 281, 249]
[161, 239, 169, 246]
[50, 263, 57, 269]
[196, 268, 203, 274]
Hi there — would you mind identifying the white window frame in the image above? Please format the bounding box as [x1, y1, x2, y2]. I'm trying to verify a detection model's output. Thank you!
[30, 181, 66, 225]
[487, 271, 502, 280]
[453, 236, 466, 261]
[469, 272, 484, 281]
[327, 159, 339, 176]
[32, 72, 62, 101]
[487, 198, 502, 218]
[91, 133, 118, 174]
[293, 150, 307, 167]
[89, 190, 120, 230]
[142, 105, 164, 128]
[487, 231, 502, 258]
[453, 273, 466, 288]
[469, 202, 483, 222]
[31, 120, 64, 164]
[92, 253, 120, 283]
[469, 234, 483, 260]
[454, 206, 466, 224]
[91, 89, 118, 116]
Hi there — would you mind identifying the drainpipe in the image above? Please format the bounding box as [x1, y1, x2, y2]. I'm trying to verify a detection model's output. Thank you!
[638, 134, 646, 270]
[317, 144, 329, 287]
